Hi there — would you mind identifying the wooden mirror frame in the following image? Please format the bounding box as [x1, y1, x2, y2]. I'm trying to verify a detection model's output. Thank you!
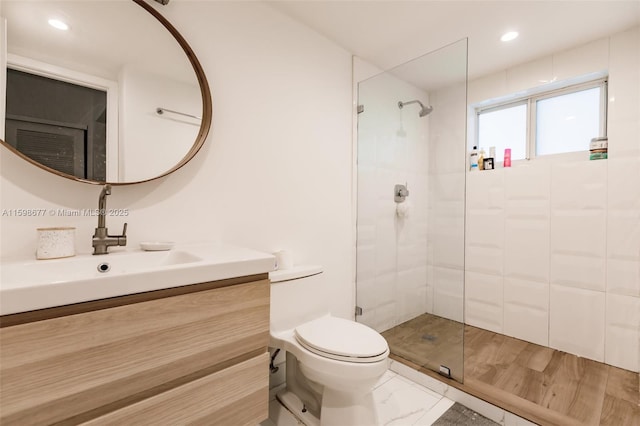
[0, 0, 213, 186]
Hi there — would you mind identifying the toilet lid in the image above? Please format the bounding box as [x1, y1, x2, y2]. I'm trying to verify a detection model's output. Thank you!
[294, 316, 389, 363]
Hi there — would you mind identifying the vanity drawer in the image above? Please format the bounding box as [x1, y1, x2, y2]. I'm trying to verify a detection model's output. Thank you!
[82, 352, 269, 426]
[0, 279, 269, 425]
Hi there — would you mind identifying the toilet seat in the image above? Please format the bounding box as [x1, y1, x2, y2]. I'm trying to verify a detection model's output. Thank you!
[294, 316, 389, 363]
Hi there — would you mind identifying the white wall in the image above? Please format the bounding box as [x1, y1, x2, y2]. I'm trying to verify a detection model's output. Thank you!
[463, 26, 640, 372]
[119, 65, 200, 181]
[0, 2, 355, 320]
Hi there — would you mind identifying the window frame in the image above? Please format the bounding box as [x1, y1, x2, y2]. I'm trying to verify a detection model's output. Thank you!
[474, 77, 608, 162]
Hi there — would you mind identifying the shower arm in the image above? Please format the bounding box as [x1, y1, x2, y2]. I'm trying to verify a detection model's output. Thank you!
[398, 99, 433, 117]
[398, 100, 424, 109]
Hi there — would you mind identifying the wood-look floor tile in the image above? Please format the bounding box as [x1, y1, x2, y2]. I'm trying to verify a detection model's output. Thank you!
[540, 355, 608, 425]
[493, 363, 547, 405]
[599, 394, 640, 426]
[382, 313, 464, 382]
[605, 365, 639, 404]
[384, 314, 639, 426]
[514, 342, 554, 372]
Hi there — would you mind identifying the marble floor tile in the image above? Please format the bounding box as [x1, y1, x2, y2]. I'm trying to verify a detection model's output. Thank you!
[373, 375, 442, 425]
[412, 397, 455, 426]
[264, 368, 532, 426]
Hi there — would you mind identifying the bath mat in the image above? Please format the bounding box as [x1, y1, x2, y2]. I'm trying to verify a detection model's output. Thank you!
[432, 402, 499, 425]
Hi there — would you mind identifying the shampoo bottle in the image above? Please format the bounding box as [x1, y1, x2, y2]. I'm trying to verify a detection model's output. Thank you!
[469, 146, 478, 171]
[478, 148, 485, 170]
[504, 148, 512, 167]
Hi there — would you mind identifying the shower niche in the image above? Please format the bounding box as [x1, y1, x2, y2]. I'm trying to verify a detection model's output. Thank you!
[355, 39, 468, 382]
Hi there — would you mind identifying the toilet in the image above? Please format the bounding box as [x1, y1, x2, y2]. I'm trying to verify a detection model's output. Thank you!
[269, 265, 389, 426]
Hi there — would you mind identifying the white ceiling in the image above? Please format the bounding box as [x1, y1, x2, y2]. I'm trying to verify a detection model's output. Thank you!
[265, 0, 640, 81]
[1, 1, 195, 84]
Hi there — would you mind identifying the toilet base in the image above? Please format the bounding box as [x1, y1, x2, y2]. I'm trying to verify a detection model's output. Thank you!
[277, 387, 380, 426]
[320, 388, 379, 426]
[277, 389, 320, 426]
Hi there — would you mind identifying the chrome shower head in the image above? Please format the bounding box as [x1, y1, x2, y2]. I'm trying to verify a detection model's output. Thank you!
[398, 100, 433, 117]
[419, 105, 433, 117]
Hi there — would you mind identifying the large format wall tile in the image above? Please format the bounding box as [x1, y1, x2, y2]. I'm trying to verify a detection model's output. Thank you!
[605, 293, 640, 371]
[608, 27, 640, 158]
[504, 277, 549, 346]
[549, 285, 605, 362]
[504, 219, 549, 282]
[433, 267, 464, 322]
[466, 170, 505, 282]
[607, 158, 640, 297]
[506, 57, 553, 95]
[552, 38, 609, 82]
[465, 271, 504, 333]
[462, 27, 639, 372]
[550, 161, 607, 291]
[550, 161, 607, 211]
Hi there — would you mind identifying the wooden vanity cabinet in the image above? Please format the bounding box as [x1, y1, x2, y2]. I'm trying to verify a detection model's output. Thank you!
[0, 274, 270, 426]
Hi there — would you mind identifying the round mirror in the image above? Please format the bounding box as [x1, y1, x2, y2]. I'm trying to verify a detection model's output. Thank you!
[0, 0, 212, 184]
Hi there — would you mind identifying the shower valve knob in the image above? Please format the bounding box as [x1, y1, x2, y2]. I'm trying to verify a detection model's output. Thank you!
[394, 184, 409, 202]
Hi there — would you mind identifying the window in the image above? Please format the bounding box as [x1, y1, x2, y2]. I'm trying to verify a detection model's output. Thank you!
[478, 102, 527, 160]
[475, 78, 607, 161]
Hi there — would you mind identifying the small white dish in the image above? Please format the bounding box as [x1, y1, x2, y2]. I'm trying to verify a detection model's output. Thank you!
[140, 241, 174, 251]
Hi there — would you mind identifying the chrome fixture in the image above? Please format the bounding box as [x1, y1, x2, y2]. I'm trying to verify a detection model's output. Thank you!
[156, 107, 201, 121]
[398, 100, 433, 117]
[92, 184, 127, 255]
[394, 183, 409, 203]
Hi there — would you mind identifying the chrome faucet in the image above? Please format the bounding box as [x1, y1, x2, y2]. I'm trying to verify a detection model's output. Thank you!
[92, 184, 127, 255]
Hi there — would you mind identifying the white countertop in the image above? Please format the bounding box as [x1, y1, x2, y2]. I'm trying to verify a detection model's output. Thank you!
[0, 242, 275, 316]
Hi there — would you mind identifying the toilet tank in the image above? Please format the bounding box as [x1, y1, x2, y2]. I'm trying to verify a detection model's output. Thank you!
[269, 265, 328, 333]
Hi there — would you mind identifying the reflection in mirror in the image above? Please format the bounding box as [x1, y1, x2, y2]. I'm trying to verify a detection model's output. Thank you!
[0, 0, 211, 184]
[6, 68, 108, 181]
[355, 39, 468, 383]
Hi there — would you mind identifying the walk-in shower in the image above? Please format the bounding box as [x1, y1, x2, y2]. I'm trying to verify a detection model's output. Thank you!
[355, 39, 468, 382]
[398, 99, 433, 117]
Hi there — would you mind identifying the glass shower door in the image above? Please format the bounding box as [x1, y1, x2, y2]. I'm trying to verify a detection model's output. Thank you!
[355, 39, 468, 382]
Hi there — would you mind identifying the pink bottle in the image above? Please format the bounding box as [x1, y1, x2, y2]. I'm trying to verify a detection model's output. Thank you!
[504, 148, 512, 167]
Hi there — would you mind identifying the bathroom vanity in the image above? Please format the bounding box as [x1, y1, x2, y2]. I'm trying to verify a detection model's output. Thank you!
[0, 244, 274, 426]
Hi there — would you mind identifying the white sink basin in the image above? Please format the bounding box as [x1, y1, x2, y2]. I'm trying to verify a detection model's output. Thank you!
[0, 242, 275, 315]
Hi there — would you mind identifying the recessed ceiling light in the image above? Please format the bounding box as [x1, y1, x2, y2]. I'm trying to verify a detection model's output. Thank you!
[48, 19, 69, 31]
[501, 31, 519, 42]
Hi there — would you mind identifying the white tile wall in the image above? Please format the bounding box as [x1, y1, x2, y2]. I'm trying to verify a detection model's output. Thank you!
[428, 85, 467, 323]
[462, 26, 639, 371]
[465, 271, 504, 333]
[466, 170, 505, 276]
[356, 71, 435, 333]
[504, 277, 549, 347]
[504, 218, 549, 282]
[550, 161, 607, 292]
[357, 26, 639, 372]
[608, 27, 640, 158]
[552, 38, 609, 82]
[549, 284, 606, 361]
[504, 164, 550, 252]
[467, 70, 508, 105]
[607, 158, 640, 297]
[465, 170, 505, 330]
[506, 57, 553, 94]
[605, 293, 640, 371]
[433, 266, 464, 322]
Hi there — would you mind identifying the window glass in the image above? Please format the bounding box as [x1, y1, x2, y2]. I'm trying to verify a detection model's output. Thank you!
[478, 103, 527, 161]
[536, 87, 601, 156]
